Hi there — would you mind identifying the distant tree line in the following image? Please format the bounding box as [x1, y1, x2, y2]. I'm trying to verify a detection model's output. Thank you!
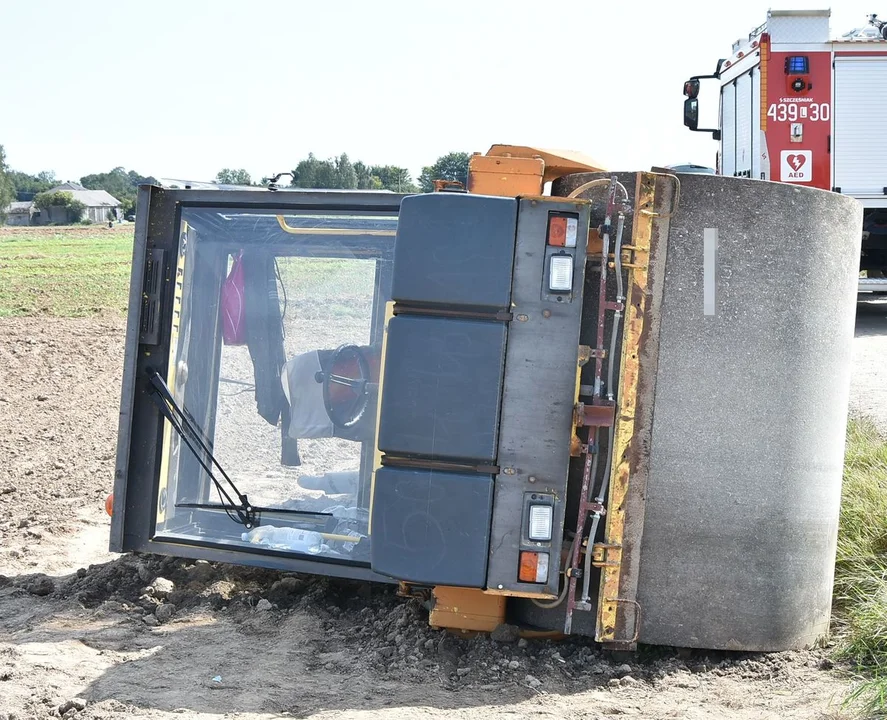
[6, 169, 57, 198]
[0, 141, 473, 223]
[78, 167, 158, 217]
[286, 154, 420, 193]
[215, 168, 253, 186]
[217, 151, 472, 194]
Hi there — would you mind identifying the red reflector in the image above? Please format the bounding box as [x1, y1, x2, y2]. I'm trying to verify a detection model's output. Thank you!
[548, 216, 567, 246]
[518, 551, 539, 582]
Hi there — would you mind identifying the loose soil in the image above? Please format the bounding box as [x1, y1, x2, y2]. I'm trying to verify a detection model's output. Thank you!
[0, 225, 134, 237]
[0, 316, 871, 720]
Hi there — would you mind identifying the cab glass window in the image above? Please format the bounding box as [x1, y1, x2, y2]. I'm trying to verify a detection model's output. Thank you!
[153, 206, 395, 564]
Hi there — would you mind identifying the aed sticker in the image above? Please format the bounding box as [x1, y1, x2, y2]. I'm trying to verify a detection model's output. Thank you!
[780, 150, 812, 182]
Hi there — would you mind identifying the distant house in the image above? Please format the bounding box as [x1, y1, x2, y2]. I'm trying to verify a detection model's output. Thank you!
[5, 201, 36, 226]
[3, 182, 122, 225]
[45, 182, 122, 224]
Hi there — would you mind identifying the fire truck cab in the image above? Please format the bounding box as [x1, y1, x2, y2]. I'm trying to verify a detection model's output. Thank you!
[683, 8, 887, 291]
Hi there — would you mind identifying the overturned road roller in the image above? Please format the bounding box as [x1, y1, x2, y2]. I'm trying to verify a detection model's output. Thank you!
[110, 146, 862, 652]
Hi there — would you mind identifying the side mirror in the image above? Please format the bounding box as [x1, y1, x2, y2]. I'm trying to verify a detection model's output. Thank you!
[683, 98, 699, 130]
[682, 74, 722, 140]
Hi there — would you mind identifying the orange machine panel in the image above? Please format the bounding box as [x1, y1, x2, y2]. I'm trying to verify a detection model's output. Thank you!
[485, 145, 606, 182]
[467, 155, 545, 197]
[429, 586, 506, 632]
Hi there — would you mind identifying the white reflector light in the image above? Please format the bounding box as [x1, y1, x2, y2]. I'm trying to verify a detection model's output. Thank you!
[565, 217, 578, 248]
[528, 504, 553, 541]
[549, 255, 573, 292]
[535, 552, 550, 583]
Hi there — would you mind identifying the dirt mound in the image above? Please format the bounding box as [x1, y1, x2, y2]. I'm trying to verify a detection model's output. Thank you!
[1, 550, 847, 720]
[4, 550, 835, 693]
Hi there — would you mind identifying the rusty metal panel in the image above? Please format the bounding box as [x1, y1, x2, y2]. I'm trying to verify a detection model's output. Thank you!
[595, 172, 676, 648]
[577, 403, 616, 428]
[485, 197, 591, 597]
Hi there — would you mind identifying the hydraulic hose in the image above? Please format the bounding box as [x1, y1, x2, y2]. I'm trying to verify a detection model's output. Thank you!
[567, 178, 630, 203]
[531, 531, 580, 610]
[579, 424, 618, 606]
[606, 213, 626, 401]
[581, 513, 602, 603]
[613, 213, 625, 302]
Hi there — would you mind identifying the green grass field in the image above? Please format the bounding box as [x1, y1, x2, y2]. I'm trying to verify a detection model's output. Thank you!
[834, 419, 887, 715]
[0, 226, 133, 317]
[0, 225, 384, 317]
[0, 227, 378, 319]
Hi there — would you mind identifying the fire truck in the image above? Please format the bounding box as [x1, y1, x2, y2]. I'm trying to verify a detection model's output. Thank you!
[682, 9, 887, 292]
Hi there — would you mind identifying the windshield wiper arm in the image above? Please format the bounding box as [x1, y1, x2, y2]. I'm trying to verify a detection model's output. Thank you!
[175, 503, 332, 518]
[147, 369, 257, 529]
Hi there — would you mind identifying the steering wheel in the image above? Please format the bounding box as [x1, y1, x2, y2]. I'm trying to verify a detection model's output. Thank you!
[316, 344, 373, 430]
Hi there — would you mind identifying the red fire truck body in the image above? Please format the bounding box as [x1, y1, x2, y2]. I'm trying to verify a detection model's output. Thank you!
[685, 9, 887, 290]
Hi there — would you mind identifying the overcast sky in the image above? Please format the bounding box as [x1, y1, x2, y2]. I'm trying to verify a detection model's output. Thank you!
[1, 0, 873, 184]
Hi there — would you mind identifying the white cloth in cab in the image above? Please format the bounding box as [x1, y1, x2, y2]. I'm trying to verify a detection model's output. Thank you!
[281, 351, 334, 439]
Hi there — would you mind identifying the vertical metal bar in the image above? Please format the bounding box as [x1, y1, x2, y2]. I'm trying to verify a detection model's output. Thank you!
[367, 301, 395, 535]
[112, 187, 181, 552]
[704, 228, 718, 316]
[154, 220, 189, 528]
[564, 440, 595, 634]
[110, 185, 154, 551]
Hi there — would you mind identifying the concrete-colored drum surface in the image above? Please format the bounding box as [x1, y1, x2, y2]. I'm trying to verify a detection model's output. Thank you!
[636, 174, 862, 651]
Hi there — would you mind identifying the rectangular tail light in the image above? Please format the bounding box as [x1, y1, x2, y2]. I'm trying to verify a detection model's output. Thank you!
[547, 214, 578, 248]
[548, 255, 573, 292]
[528, 504, 553, 541]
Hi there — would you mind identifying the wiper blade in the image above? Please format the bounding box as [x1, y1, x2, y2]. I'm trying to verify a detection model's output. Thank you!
[147, 369, 257, 529]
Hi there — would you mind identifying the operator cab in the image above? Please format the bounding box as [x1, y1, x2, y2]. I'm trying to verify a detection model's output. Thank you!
[112, 181, 594, 598]
[121, 189, 401, 569]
